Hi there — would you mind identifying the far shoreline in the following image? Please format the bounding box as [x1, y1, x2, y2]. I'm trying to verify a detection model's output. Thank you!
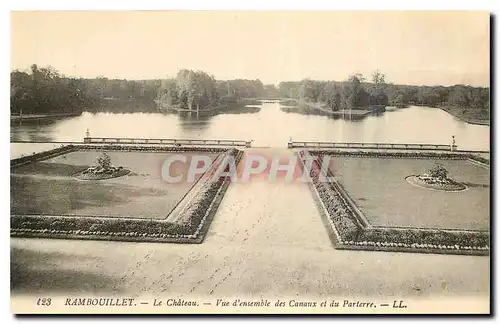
[155, 98, 262, 115]
[437, 106, 490, 126]
[280, 98, 491, 126]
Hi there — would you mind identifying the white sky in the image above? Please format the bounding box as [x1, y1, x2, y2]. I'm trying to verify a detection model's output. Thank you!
[11, 11, 490, 86]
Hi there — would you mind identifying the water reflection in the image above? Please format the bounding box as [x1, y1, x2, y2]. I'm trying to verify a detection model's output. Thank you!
[90, 99, 160, 114]
[280, 105, 372, 122]
[10, 101, 490, 151]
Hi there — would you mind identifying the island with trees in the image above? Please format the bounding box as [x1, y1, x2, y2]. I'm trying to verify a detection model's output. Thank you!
[278, 71, 388, 117]
[155, 69, 267, 114]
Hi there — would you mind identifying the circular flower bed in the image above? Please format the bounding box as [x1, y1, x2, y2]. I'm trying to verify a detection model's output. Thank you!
[405, 175, 467, 192]
[73, 167, 131, 180]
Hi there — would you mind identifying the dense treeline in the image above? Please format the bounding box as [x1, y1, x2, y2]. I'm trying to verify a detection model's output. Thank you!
[278, 71, 489, 121]
[11, 65, 95, 114]
[91, 78, 160, 101]
[279, 71, 389, 110]
[385, 83, 489, 114]
[11, 65, 160, 115]
[156, 69, 265, 110]
[11, 66, 268, 115]
[11, 65, 489, 123]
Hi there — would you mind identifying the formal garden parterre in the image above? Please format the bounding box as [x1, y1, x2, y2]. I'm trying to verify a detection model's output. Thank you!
[11, 145, 243, 243]
[299, 149, 489, 255]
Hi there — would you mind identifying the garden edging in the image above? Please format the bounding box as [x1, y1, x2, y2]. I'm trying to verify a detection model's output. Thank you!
[299, 149, 489, 256]
[11, 146, 243, 244]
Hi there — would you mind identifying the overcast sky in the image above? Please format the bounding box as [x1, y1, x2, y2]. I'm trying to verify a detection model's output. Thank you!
[11, 11, 490, 86]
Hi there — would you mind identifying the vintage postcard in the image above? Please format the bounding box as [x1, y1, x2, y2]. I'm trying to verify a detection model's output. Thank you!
[10, 11, 490, 314]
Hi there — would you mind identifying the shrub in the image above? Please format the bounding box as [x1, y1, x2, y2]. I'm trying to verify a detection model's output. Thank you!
[428, 163, 448, 180]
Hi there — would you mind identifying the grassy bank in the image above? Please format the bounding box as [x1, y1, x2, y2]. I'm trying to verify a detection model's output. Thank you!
[438, 106, 490, 126]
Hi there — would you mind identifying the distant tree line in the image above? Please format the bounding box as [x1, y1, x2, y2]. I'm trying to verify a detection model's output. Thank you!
[10, 65, 160, 115]
[278, 71, 489, 117]
[279, 71, 389, 110]
[385, 83, 490, 115]
[11, 65, 489, 120]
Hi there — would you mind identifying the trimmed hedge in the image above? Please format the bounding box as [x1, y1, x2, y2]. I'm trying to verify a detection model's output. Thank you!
[304, 155, 362, 241]
[299, 149, 489, 255]
[357, 228, 489, 248]
[468, 155, 490, 165]
[11, 215, 185, 236]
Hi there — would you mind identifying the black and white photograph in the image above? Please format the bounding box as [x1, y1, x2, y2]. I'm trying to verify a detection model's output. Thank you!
[9, 10, 490, 314]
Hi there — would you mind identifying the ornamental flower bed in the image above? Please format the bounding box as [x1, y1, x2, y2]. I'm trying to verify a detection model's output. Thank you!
[405, 175, 467, 192]
[10, 147, 243, 244]
[306, 161, 362, 241]
[299, 150, 489, 256]
[72, 152, 132, 180]
[75, 167, 131, 180]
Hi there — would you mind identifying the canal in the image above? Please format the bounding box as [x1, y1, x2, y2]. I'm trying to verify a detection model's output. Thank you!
[10, 102, 490, 156]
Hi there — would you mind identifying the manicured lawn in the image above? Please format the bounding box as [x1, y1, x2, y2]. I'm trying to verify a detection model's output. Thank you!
[11, 151, 219, 219]
[326, 157, 489, 230]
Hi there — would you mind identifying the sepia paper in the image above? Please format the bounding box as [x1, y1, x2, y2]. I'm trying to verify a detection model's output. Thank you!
[10, 10, 490, 315]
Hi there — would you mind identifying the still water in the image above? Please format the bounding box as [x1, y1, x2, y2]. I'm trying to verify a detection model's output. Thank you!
[10, 102, 489, 154]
